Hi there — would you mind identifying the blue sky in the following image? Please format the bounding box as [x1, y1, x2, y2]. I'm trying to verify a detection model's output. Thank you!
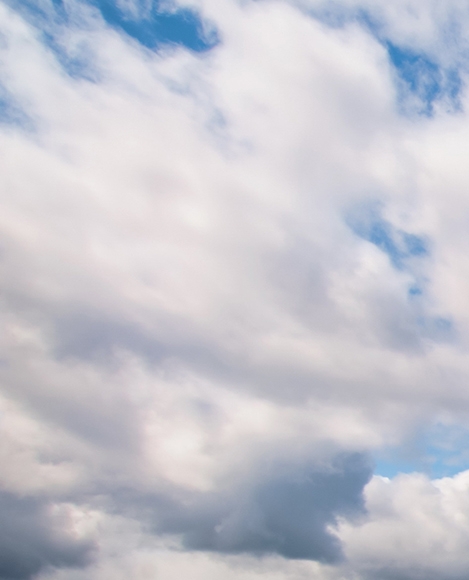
[375, 423, 469, 479]
[11, 0, 217, 51]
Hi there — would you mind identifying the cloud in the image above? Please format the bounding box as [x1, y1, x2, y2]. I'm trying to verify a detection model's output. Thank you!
[142, 452, 372, 562]
[3, 0, 469, 579]
[339, 471, 469, 580]
[0, 492, 93, 580]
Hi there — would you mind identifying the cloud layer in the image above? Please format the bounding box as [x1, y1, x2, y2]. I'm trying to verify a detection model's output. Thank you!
[2, 0, 469, 578]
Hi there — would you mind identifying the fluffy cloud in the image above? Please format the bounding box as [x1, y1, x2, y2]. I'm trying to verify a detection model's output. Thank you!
[340, 471, 469, 580]
[2, 0, 469, 578]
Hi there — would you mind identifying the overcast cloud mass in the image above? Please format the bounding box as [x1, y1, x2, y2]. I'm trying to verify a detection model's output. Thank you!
[3, 0, 469, 578]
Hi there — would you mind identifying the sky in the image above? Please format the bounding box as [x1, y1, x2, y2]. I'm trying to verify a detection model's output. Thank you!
[3, 0, 469, 579]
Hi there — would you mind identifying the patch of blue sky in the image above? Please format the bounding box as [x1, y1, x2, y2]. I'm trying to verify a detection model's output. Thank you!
[89, 0, 218, 52]
[303, 5, 463, 117]
[3, 0, 100, 81]
[346, 202, 429, 271]
[386, 42, 462, 116]
[302, 2, 357, 29]
[5, 0, 58, 22]
[11, 0, 218, 51]
[8, 0, 218, 80]
[408, 285, 423, 297]
[45, 31, 103, 82]
[423, 423, 469, 478]
[374, 456, 423, 479]
[0, 89, 33, 131]
[374, 423, 469, 479]
[346, 202, 456, 344]
[363, 19, 462, 115]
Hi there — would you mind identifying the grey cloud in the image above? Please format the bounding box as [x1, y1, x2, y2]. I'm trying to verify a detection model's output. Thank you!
[51, 306, 224, 376]
[360, 566, 468, 580]
[46, 304, 320, 404]
[52, 307, 171, 363]
[138, 453, 372, 563]
[0, 492, 94, 580]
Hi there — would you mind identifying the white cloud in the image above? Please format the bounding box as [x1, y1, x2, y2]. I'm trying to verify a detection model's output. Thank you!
[3, 0, 469, 578]
[339, 471, 469, 579]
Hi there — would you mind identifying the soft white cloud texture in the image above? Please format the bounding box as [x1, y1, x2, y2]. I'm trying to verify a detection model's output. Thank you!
[2, 0, 469, 578]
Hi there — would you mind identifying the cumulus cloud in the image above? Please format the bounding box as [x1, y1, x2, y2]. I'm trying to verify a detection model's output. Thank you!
[339, 471, 469, 580]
